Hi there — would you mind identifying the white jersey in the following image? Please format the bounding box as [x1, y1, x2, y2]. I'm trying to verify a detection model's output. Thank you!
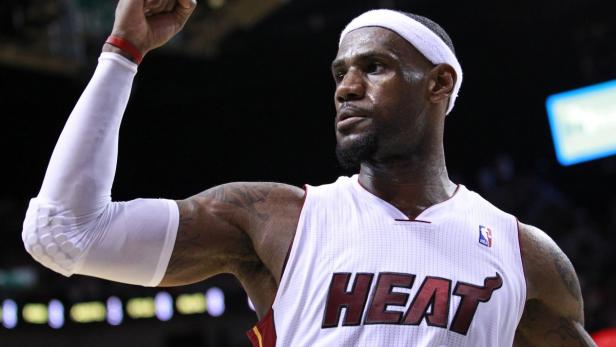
[247, 175, 526, 347]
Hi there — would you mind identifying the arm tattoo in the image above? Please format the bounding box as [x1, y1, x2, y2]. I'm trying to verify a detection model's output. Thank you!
[163, 183, 279, 282]
[208, 183, 276, 223]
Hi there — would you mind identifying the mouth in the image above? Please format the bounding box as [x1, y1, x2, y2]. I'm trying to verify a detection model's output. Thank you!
[337, 116, 367, 132]
[336, 104, 370, 132]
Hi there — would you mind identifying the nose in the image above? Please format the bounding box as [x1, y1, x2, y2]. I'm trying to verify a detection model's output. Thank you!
[335, 68, 365, 103]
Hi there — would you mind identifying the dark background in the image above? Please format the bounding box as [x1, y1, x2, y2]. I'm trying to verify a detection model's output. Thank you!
[1, 0, 615, 346]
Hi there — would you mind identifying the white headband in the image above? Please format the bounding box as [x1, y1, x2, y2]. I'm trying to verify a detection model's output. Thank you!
[339, 9, 462, 115]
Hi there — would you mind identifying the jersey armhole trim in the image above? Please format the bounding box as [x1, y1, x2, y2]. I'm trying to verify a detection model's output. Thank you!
[278, 185, 308, 281]
[515, 217, 528, 320]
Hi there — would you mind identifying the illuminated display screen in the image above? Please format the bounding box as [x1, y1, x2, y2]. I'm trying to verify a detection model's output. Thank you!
[546, 79, 616, 166]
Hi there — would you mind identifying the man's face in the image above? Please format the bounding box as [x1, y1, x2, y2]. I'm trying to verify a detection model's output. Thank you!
[332, 27, 434, 170]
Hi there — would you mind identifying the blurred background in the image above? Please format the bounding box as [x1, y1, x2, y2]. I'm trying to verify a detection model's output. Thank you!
[1, 0, 615, 346]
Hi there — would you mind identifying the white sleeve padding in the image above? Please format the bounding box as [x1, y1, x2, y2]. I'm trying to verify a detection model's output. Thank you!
[22, 53, 179, 286]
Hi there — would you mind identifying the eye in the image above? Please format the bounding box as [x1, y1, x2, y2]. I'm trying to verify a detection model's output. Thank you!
[333, 69, 346, 82]
[366, 62, 385, 74]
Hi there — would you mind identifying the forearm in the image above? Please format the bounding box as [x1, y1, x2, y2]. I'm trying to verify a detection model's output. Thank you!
[38, 53, 135, 211]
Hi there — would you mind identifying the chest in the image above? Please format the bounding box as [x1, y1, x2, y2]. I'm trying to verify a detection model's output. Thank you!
[268, 181, 527, 346]
[278, 208, 524, 333]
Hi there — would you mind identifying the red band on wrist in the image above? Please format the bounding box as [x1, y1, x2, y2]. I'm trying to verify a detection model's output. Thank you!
[105, 36, 143, 64]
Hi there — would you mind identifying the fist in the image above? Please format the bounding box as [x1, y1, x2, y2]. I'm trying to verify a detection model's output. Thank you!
[110, 0, 197, 56]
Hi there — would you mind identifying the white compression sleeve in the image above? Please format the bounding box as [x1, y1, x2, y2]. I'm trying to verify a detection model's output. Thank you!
[22, 53, 179, 286]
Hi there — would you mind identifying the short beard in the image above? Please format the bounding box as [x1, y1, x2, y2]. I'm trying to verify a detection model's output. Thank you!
[335, 133, 378, 172]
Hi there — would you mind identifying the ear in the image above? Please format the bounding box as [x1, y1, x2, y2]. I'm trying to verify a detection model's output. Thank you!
[427, 64, 456, 105]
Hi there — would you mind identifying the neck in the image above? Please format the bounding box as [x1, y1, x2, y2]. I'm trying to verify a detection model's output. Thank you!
[357, 146, 457, 220]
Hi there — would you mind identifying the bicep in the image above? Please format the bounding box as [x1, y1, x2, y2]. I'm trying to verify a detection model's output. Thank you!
[158, 184, 258, 286]
[515, 223, 596, 346]
[158, 197, 252, 286]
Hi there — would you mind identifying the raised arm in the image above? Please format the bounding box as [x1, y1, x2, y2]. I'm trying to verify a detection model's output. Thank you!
[22, 0, 306, 297]
[514, 222, 597, 347]
[21, 0, 203, 285]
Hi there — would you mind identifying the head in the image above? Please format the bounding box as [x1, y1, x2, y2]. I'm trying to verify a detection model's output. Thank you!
[333, 10, 461, 171]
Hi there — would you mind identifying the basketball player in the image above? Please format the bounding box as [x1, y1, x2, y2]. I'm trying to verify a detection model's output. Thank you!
[22, 0, 597, 345]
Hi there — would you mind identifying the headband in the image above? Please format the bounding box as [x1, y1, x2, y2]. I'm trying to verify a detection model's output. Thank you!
[339, 9, 462, 115]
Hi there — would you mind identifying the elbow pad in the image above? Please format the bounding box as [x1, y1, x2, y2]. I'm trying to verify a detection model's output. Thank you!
[22, 197, 179, 287]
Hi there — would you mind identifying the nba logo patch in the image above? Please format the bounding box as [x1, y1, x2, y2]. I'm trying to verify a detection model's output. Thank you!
[479, 225, 493, 247]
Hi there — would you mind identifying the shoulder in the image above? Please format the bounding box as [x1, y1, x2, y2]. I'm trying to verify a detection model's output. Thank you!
[517, 221, 584, 321]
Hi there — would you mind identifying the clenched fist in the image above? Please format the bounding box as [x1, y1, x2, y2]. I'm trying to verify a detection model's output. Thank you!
[104, 0, 197, 61]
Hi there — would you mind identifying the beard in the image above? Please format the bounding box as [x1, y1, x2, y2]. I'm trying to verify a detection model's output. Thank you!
[335, 132, 378, 172]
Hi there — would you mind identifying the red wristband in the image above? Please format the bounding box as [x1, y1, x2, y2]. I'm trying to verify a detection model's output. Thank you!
[105, 36, 143, 64]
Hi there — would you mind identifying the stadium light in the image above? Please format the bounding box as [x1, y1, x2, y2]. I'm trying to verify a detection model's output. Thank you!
[48, 299, 64, 329]
[176, 293, 206, 315]
[106, 296, 123, 326]
[1, 287, 233, 330]
[126, 297, 155, 319]
[70, 301, 106, 323]
[155, 292, 174, 321]
[22, 303, 47, 324]
[2, 299, 18, 329]
[206, 287, 225, 317]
